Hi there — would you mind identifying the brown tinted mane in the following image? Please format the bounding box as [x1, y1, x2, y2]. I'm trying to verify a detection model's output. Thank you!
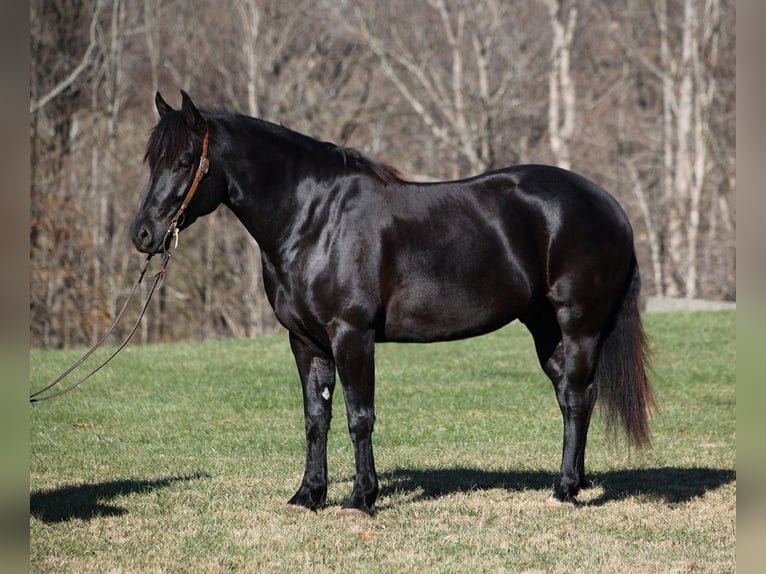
[335, 146, 405, 185]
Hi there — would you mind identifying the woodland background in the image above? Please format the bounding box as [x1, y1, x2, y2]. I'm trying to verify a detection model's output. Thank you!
[30, 0, 735, 348]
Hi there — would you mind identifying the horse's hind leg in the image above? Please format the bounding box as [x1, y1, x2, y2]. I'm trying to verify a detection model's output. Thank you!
[550, 331, 599, 503]
[522, 301, 599, 503]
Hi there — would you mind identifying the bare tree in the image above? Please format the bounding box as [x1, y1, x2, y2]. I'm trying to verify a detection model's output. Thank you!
[343, 0, 544, 178]
[657, 0, 724, 298]
[30, 0, 104, 115]
[586, 0, 733, 300]
[540, 0, 577, 170]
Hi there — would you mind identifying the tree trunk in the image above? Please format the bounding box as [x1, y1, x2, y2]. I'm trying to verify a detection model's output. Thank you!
[542, 0, 577, 170]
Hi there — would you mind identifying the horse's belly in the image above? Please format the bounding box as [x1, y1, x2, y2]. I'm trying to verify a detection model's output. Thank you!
[381, 273, 528, 343]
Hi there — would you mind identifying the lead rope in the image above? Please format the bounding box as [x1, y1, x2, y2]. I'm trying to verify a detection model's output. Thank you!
[30, 121, 210, 403]
[29, 251, 170, 402]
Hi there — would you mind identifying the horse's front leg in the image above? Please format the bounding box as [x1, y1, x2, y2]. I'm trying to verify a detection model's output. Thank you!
[287, 332, 337, 511]
[330, 324, 378, 515]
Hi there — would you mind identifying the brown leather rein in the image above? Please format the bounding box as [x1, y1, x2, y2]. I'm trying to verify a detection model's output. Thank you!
[30, 121, 210, 403]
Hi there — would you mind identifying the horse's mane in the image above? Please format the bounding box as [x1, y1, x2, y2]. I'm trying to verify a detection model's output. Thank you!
[228, 112, 405, 185]
[145, 109, 405, 185]
[333, 145, 404, 185]
[144, 112, 191, 170]
[258, 115, 404, 185]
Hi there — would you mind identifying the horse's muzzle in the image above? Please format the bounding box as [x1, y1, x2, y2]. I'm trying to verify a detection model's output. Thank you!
[130, 218, 165, 254]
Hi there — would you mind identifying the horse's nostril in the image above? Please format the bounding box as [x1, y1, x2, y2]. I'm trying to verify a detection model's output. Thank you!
[133, 224, 153, 251]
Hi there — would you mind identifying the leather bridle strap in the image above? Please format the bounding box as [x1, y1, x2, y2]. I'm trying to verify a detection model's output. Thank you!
[166, 120, 210, 247]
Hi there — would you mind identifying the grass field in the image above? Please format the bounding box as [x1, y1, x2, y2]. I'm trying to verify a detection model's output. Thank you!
[30, 311, 735, 573]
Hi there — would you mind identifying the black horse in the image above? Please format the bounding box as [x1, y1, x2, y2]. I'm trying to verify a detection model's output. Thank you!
[131, 91, 653, 515]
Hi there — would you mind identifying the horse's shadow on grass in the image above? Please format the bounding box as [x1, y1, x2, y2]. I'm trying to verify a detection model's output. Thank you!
[30, 472, 210, 523]
[379, 466, 735, 506]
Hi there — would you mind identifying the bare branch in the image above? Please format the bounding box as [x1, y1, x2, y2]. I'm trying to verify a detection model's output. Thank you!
[30, 0, 104, 115]
[352, 4, 449, 145]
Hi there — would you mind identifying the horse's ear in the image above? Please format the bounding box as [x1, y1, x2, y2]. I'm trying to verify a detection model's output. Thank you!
[155, 92, 173, 117]
[180, 90, 206, 135]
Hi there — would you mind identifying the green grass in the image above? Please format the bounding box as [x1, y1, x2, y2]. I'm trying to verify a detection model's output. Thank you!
[30, 311, 735, 573]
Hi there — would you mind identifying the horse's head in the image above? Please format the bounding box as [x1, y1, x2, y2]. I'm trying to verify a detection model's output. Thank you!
[130, 91, 224, 254]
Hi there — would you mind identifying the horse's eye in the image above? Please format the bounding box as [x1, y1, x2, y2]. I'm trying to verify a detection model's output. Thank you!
[174, 157, 193, 172]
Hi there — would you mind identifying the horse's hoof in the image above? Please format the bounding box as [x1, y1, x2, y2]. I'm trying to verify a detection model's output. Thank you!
[337, 507, 374, 519]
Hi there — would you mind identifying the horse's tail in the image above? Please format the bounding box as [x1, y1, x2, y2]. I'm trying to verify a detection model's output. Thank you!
[595, 255, 655, 447]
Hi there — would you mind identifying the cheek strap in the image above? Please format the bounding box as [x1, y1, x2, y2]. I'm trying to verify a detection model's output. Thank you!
[167, 120, 210, 245]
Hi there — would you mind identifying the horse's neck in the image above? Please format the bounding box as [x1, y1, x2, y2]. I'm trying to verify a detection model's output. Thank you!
[221, 122, 320, 258]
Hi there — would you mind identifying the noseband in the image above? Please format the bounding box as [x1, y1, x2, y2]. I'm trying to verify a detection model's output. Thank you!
[30, 118, 211, 402]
